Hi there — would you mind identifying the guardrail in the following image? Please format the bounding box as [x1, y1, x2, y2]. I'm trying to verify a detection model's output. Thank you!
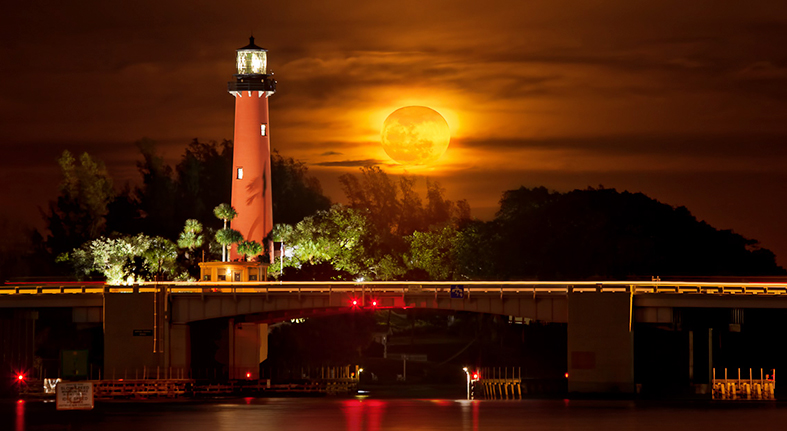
[3, 280, 787, 296]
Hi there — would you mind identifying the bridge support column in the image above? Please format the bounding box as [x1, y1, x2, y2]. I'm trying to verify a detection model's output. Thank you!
[568, 291, 634, 393]
[104, 292, 164, 378]
[168, 323, 190, 373]
[228, 319, 268, 380]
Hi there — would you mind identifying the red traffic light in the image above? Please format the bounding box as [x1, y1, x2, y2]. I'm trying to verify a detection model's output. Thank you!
[246, 372, 252, 379]
[17, 374, 24, 381]
[372, 300, 378, 307]
[352, 299, 358, 306]
[472, 373, 479, 380]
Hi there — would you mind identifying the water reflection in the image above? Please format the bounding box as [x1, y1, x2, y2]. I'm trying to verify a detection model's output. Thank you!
[16, 400, 24, 431]
[342, 399, 385, 431]
[7, 397, 787, 431]
[459, 400, 479, 431]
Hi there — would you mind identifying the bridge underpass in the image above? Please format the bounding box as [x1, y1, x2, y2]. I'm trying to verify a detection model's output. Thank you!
[4, 281, 787, 394]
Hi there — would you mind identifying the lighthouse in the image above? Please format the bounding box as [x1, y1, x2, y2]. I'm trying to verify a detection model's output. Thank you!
[228, 37, 276, 261]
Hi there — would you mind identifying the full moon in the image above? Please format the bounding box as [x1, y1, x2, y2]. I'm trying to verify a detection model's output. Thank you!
[381, 106, 451, 165]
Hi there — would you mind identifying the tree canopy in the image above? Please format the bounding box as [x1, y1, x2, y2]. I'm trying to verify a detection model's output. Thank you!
[41, 138, 333, 280]
[44, 151, 115, 257]
[276, 180, 784, 281]
[483, 186, 784, 279]
[59, 234, 178, 285]
[40, 142, 784, 283]
[275, 169, 471, 281]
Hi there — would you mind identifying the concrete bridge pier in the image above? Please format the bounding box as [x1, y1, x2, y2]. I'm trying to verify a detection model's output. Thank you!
[104, 290, 167, 378]
[567, 290, 635, 394]
[104, 290, 269, 380]
[227, 319, 268, 380]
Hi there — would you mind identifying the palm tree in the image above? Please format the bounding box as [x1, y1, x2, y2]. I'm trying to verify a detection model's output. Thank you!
[236, 240, 263, 261]
[177, 219, 204, 258]
[216, 228, 243, 262]
[213, 203, 237, 229]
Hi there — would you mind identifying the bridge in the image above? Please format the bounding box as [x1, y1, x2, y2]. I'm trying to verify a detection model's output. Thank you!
[3, 280, 787, 394]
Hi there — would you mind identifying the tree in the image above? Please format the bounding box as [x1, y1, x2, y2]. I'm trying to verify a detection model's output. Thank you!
[486, 186, 785, 279]
[59, 234, 173, 285]
[274, 205, 391, 279]
[213, 203, 239, 261]
[177, 219, 204, 255]
[339, 166, 469, 236]
[425, 179, 454, 227]
[272, 150, 332, 224]
[215, 228, 243, 262]
[405, 224, 460, 280]
[143, 236, 178, 281]
[134, 138, 177, 238]
[236, 240, 262, 261]
[45, 151, 115, 257]
[175, 139, 234, 227]
[213, 203, 237, 230]
[339, 166, 399, 234]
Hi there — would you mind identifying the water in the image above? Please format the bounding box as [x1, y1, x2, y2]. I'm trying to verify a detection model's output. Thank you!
[6, 397, 787, 431]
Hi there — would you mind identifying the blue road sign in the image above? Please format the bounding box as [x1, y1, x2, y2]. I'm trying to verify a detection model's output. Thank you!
[450, 285, 464, 299]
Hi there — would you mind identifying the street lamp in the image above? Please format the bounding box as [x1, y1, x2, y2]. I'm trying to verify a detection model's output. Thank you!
[463, 367, 470, 400]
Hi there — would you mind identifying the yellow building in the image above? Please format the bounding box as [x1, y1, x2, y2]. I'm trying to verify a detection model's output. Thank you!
[198, 261, 268, 282]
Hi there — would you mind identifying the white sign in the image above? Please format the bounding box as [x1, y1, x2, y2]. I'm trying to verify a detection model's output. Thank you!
[56, 382, 94, 410]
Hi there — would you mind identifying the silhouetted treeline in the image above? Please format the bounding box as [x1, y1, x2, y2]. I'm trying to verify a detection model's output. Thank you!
[465, 186, 784, 279]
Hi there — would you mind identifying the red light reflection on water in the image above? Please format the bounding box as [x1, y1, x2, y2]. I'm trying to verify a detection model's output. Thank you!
[473, 401, 479, 431]
[342, 399, 386, 431]
[16, 399, 24, 431]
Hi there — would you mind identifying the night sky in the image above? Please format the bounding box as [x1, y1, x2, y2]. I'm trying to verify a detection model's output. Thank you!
[2, 1, 787, 266]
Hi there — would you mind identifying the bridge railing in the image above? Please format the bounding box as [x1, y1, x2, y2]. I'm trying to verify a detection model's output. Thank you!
[3, 280, 787, 296]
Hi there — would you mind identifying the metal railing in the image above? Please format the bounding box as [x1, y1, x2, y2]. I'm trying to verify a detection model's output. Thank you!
[3, 280, 787, 296]
[712, 367, 775, 400]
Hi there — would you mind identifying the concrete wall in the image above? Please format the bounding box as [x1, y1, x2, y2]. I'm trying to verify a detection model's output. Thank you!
[568, 291, 634, 393]
[104, 292, 164, 378]
[228, 320, 267, 379]
[169, 323, 191, 371]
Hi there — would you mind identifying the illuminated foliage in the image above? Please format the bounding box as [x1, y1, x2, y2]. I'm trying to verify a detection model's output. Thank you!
[276, 205, 372, 275]
[405, 224, 460, 280]
[213, 203, 237, 229]
[215, 228, 243, 262]
[177, 219, 204, 251]
[60, 234, 176, 285]
[143, 236, 178, 281]
[236, 240, 262, 261]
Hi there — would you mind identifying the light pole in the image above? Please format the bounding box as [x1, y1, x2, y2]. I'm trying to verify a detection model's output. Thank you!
[463, 367, 470, 400]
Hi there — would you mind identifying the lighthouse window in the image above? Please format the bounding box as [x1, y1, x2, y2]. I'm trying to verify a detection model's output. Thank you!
[261, 124, 267, 136]
[236, 167, 244, 180]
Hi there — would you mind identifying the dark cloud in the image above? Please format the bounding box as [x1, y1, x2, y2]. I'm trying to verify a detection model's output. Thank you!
[320, 151, 343, 156]
[312, 159, 388, 167]
[457, 134, 787, 161]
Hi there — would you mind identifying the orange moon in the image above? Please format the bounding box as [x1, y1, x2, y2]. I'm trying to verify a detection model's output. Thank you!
[381, 106, 451, 165]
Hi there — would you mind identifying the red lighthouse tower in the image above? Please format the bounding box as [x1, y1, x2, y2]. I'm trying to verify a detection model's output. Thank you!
[228, 37, 276, 261]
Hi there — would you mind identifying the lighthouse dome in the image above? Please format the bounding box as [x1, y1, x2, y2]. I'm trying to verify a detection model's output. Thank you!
[236, 36, 267, 75]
